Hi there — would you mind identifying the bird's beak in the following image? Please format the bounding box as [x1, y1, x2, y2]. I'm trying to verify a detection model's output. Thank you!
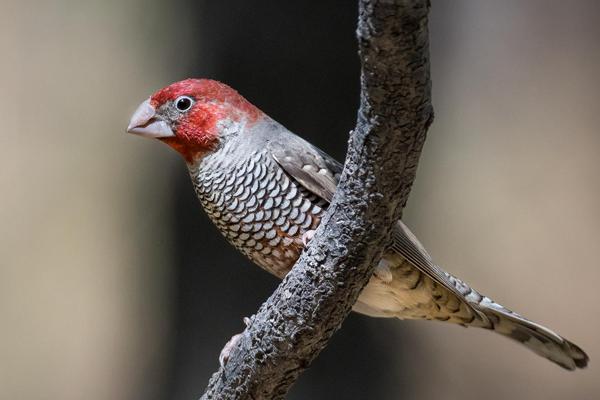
[127, 99, 175, 138]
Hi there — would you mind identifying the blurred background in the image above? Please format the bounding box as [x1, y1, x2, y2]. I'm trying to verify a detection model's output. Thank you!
[1, 0, 598, 399]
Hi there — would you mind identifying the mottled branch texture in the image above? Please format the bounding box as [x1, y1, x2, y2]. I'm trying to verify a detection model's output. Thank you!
[200, 1, 433, 399]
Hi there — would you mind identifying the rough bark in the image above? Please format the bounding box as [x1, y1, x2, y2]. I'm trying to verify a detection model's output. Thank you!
[200, 1, 432, 399]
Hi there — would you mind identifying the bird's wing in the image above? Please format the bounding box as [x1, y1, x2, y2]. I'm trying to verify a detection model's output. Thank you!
[269, 133, 342, 202]
[268, 131, 489, 321]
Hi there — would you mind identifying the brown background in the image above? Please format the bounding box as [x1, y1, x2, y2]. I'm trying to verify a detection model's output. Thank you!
[1, 1, 598, 399]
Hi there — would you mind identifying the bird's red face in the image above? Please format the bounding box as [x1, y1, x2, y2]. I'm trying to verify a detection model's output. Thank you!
[127, 79, 263, 163]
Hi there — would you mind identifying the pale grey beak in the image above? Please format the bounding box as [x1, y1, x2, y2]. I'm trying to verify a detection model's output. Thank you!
[127, 99, 175, 138]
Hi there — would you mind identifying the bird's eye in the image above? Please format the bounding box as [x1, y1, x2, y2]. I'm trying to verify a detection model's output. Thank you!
[175, 96, 194, 112]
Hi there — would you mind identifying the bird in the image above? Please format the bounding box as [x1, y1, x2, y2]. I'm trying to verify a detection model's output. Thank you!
[127, 78, 588, 370]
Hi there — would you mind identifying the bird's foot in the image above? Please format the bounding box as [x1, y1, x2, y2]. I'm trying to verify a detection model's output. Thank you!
[219, 317, 251, 368]
[302, 230, 316, 246]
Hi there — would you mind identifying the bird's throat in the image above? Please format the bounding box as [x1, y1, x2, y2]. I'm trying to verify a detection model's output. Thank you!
[159, 136, 216, 164]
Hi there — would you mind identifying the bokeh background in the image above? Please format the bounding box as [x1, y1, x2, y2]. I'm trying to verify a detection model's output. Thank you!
[1, 1, 598, 399]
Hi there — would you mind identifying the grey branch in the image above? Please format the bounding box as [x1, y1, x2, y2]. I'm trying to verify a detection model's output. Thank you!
[200, 1, 433, 399]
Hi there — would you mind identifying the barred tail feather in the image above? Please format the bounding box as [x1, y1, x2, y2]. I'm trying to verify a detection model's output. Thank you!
[474, 299, 589, 370]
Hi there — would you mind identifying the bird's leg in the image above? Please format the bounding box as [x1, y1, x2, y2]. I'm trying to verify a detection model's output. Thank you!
[301, 230, 316, 246]
[219, 316, 252, 368]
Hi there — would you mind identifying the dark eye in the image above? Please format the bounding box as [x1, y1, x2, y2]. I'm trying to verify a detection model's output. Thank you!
[175, 96, 193, 112]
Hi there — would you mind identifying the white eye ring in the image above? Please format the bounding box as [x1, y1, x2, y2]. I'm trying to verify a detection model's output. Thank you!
[175, 96, 194, 112]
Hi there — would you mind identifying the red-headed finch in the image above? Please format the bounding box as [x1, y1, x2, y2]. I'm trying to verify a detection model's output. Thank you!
[128, 79, 588, 370]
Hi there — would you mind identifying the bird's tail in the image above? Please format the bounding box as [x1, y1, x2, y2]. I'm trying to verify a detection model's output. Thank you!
[471, 298, 589, 370]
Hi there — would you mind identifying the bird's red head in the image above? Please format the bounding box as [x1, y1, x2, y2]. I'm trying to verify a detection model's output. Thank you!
[127, 79, 263, 163]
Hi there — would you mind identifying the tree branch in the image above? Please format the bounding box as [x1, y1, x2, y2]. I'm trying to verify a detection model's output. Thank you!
[200, 1, 432, 398]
